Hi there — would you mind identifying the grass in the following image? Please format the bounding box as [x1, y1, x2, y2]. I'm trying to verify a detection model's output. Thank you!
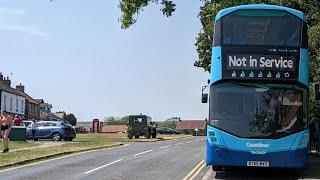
[0, 133, 191, 167]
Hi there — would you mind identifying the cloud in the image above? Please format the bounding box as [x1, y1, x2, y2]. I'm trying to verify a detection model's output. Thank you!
[0, 7, 25, 16]
[0, 23, 48, 37]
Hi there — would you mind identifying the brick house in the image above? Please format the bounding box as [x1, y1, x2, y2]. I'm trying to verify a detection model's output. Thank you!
[101, 125, 127, 133]
[176, 120, 207, 136]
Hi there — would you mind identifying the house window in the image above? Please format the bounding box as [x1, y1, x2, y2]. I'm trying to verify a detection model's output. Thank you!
[16, 98, 19, 112]
[21, 100, 24, 113]
[3, 95, 7, 110]
[10, 97, 13, 111]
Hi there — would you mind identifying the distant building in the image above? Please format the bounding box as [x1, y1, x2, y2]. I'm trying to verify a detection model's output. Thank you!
[101, 125, 127, 133]
[35, 99, 54, 120]
[176, 120, 207, 136]
[0, 74, 26, 118]
[15, 83, 40, 120]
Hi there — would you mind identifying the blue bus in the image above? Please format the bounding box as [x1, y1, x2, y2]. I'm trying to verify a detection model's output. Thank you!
[205, 4, 309, 171]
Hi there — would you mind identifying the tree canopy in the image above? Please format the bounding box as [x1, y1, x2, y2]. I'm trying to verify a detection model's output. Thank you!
[118, 0, 320, 118]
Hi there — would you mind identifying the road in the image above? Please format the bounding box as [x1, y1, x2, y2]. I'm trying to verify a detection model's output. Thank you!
[1, 137, 320, 180]
[0, 137, 205, 180]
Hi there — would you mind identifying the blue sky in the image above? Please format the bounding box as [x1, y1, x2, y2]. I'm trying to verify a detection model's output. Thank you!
[0, 0, 209, 121]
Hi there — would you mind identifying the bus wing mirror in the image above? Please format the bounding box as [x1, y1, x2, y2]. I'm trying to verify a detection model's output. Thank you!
[202, 93, 208, 103]
[315, 84, 320, 100]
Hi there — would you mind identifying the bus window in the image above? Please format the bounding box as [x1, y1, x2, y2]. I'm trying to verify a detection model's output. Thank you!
[222, 10, 302, 46]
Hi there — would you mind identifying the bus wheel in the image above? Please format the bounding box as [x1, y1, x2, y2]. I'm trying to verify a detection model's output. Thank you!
[212, 166, 222, 171]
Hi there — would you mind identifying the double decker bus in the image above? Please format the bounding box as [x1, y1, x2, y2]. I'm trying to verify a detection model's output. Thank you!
[205, 4, 309, 170]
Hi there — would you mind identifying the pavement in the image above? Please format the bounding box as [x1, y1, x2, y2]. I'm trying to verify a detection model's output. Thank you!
[1, 136, 320, 180]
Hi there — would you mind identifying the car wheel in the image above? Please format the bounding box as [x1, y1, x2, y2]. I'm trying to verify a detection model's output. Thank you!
[128, 134, 133, 139]
[135, 135, 140, 139]
[52, 132, 62, 141]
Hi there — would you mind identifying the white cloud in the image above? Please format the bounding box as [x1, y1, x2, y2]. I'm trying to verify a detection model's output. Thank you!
[0, 23, 48, 37]
[0, 7, 25, 16]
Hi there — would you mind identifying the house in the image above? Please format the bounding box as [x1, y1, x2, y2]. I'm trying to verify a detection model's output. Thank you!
[35, 99, 54, 120]
[101, 125, 127, 133]
[0, 74, 26, 118]
[15, 83, 40, 120]
[176, 120, 207, 136]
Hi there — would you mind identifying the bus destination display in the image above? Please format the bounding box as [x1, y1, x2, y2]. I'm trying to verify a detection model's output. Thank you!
[222, 54, 299, 80]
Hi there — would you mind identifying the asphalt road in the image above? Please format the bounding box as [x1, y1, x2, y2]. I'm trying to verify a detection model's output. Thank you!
[0, 137, 206, 180]
[1, 137, 320, 180]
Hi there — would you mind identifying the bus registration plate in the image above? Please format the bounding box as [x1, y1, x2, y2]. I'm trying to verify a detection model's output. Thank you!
[247, 161, 269, 167]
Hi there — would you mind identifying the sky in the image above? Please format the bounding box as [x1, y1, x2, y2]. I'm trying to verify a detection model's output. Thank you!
[0, 0, 209, 122]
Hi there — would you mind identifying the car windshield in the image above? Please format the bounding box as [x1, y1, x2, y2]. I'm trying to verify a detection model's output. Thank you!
[209, 83, 307, 138]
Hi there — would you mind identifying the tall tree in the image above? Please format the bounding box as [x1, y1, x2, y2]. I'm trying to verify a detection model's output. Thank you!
[119, 0, 320, 118]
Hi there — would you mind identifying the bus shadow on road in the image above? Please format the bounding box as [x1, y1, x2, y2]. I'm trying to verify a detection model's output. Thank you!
[214, 168, 301, 180]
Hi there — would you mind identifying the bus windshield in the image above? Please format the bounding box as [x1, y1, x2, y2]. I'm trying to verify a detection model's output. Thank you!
[209, 83, 307, 138]
[222, 10, 302, 46]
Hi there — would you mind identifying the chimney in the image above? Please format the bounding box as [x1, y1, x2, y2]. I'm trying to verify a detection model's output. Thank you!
[16, 83, 25, 93]
[0, 73, 3, 81]
[3, 76, 11, 87]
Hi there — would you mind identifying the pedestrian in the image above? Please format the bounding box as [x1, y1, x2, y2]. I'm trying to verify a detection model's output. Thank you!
[13, 115, 23, 126]
[1, 110, 13, 153]
[30, 118, 38, 141]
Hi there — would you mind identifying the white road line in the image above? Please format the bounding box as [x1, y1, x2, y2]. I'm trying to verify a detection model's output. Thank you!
[133, 150, 153, 157]
[201, 169, 213, 180]
[0, 144, 129, 174]
[175, 142, 184, 146]
[159, 145, 172, 149]
[85, 159, 123, 174]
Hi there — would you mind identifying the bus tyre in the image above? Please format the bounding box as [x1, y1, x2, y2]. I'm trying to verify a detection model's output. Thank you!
[212, 166, 222, 171]
[135, 135, 140, 139]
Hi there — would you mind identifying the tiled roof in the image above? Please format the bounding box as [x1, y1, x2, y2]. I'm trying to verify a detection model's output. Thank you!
[17, 91, 39, 105]
[0, 82, 25, 97]
[176, 120, 207, 130]
[101, 125, 127, 133]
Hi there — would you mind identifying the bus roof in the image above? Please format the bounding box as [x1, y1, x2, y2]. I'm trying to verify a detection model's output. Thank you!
[215, 4, 306, 22]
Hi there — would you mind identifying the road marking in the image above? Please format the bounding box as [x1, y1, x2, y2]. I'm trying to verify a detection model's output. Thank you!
[133, 150, 153, 157]
[190, 163, 206, 180]
[0, 144, 129, 174]
[85, 159, 123, 174]
[159, 145, 172, 149]
[201, 169, 213, 180]
[182, 160, 205, 180]
[175, 142, 184, 146]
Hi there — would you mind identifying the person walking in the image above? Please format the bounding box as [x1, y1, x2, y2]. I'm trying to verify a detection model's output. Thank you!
[30, 118, 38, 141]
[1, 110, 12, 153]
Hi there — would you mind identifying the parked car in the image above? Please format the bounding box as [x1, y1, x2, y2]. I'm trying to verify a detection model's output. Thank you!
[26, 121, 76, 141]
[156, 128, 180, 134]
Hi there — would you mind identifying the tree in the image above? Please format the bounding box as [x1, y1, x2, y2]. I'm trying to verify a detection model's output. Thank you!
[104, 116, 130, 125]
[157, 117, 180, 129]
[119, 0, 320, 119]
[65, 113, 77, 126]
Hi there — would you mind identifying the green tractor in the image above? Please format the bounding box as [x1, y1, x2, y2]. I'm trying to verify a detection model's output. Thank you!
[127, 115, 157, 139]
